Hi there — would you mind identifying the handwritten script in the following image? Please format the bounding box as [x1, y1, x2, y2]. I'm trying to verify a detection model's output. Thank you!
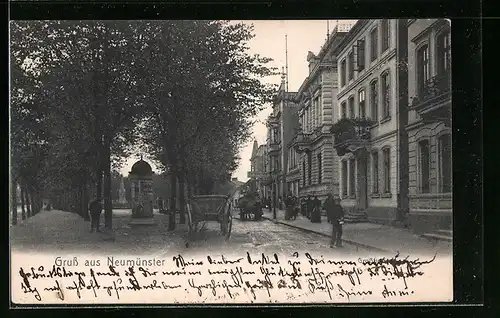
[12, 252, 452, 303]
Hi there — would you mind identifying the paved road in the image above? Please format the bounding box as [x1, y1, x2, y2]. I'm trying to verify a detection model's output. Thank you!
[10, 209, 367, 258]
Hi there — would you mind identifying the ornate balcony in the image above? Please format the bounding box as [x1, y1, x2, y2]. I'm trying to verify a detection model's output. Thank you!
[331, 118, 373, 156]
[291, 132, 313, 153]
[411, 73, 451, 127]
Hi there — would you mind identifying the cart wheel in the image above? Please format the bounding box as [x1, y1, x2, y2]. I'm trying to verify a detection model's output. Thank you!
[225, 213, 232, 240]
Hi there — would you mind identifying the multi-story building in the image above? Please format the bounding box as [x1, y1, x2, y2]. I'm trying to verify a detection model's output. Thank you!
[248, 140, 268, 199]
[331, 19, 409, 224]
[406, 19, 452, 234]
[290, 24, 351, 203]
[266, 72, 298, 203]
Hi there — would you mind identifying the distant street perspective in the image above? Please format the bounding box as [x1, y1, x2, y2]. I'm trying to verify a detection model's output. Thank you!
[10, 19, 452, 260]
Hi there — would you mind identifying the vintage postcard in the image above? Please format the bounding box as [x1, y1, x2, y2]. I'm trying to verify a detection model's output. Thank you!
[9, 19, 453, 305]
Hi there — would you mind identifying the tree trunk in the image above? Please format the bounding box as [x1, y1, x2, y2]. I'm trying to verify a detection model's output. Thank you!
[169, 165, 178, 230]
[178, 169, 186, 225]
[26, 187, 32, 217]
[103, 145, 113, 230]
[186, 172, 193, 199]
[82, 183, 90, 221]
[11, 180, 18, 226]
[20, 182, 26, 220]
[96, 168, 103, 201]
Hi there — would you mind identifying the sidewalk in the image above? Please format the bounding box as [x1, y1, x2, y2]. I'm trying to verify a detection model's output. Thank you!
[262, 209, 451, 255]
[10, 209, 190, 255]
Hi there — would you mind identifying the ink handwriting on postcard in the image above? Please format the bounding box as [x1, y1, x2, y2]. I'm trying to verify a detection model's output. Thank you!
[14, 252, 438, 304]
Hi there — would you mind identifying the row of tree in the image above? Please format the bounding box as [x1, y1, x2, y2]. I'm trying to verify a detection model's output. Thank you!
[10, 20, 276, 229]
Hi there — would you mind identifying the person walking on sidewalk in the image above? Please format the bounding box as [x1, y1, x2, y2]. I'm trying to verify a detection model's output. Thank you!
[89, 198, 103, 233]
[306, 195, 313, 219]
[327, 196, 344, 248]
[310, 196, 322, 223]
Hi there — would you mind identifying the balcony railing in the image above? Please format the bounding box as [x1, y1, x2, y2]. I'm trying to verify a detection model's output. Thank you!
[331, 118, 373, 156]
[291, 132, 313, 153]
[411, 73, 451, 126]
[267, 113, 280, 126]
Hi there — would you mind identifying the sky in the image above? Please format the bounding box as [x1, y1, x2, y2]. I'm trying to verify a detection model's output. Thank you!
[121, 20, 357, 181]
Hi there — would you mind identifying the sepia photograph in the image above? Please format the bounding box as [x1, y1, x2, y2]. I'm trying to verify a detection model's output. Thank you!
[9, 19, 453, 305]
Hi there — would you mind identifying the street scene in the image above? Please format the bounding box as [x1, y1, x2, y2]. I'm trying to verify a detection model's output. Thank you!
[10, 19, 453, 304]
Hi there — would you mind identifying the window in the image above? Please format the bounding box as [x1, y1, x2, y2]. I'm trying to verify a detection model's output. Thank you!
[438, 134, 452, 193]
[370, 27, 378, 61]
[340, 59, 346, 87]
[370, 80, 379, 121]
[419, 140, 430, 193]
[437, 30, 451, 77]
[307, 152, 312, 185]
[381, 72, 391, 118]
[348, 96, 355, 119]
[341, 101, 347, 118]
[357, 38, 366, 71]
[417, 45, 430, 95]
[382, 148, 391, 193]
[358, 89, 366, 119]
[342, 160, 348, 196]
[317, 153, 322, 184]
[348, 50, 354, 80]
[349, 159, 356, 197]
[372, 151, 379, 193]
[381, 20, 390, 52]
[302, 161, 306, 187]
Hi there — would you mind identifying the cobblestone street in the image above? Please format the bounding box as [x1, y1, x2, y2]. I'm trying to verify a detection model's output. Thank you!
[10, 209, 369, 258]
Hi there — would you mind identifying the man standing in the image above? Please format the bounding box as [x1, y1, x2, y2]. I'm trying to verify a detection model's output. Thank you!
[311, 196, 322, 223]
[326, 196, 344, 248]
[89, 198, 103, 233]
[306, 195, 313, 219]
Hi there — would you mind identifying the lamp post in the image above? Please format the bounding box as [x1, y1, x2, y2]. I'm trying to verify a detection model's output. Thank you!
[271, 168, 281, 219]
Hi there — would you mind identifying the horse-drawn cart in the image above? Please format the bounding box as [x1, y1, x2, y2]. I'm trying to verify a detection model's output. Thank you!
[186, 195, 232, 240]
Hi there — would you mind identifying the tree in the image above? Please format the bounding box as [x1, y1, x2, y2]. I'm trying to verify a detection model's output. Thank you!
[137, 21, 276, 228]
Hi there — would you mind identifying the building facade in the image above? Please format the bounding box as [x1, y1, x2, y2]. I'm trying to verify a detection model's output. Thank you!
[332, 19, 406, 224]
[248, 140, 268, 199]
[266, 73, 298, 203]
[290, 25, 350, 203]
[406, 19, 452, 234]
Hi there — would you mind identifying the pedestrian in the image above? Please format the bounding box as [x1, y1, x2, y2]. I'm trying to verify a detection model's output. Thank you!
[306, 195, 313, 219]
[311, 196, 322, 223]
[89, 198, 103, 233]
[327, 197, 345, 248]
[323, 193, 335, 223]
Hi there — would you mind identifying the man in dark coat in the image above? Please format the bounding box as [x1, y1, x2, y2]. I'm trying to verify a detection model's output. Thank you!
[326, 196, 344, 248]
[306, 195, 313, 219]
[311, 196, 322, 223]
[89, 199, 103, 232]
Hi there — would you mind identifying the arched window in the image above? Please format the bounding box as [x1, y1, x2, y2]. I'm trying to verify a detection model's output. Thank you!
[438, 134, 452, 193]
[340, 59, 346, 87]
[341, 101, 347, 119]
[370, 80, 379, 121]
[418, 139, 430, 193]
[381, 19, 390, 52]
[382, 147, 391, 193]
[381, 71, 391, 119]
[417, 44, 430, 96]
[348, 95, 355, 119]
[358, 89, 366, 119]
